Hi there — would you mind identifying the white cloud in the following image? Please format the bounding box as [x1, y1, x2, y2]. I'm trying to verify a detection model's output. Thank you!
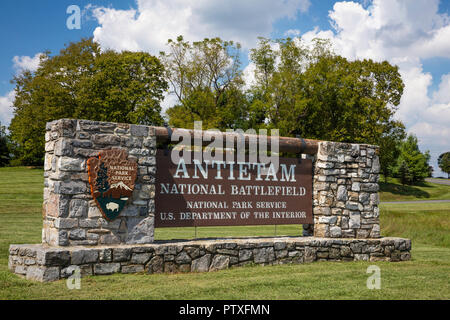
[409, 122, 450, 151]
[91, 0, 311, 53]
[284, 29, 301, 37]
[299, 0, 450, 176]
[242, 62, 257, 91]
[300, 27, 335, 48]
[410, 72, 450, 174]
[321, 0, 450, 61]
[161, 92, 179, 118]
[1, 52, 42, 127]
[91, 0, 311, 113]
[88, 0, 450, 175]
[0, 90, 15, 127]
[433, 73, 450, 104]
[394, 66, 432, 127]
[12, 53, 43, 73]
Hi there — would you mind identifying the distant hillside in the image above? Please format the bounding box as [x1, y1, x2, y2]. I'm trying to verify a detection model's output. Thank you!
[380, 177, 450, 202]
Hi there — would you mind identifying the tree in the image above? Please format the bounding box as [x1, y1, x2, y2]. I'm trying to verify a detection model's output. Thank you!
[378, 122, 406, 182]
[438, 152, 450, 178]
[161, 36, 248, 130]
[392, 134, 430, 184]
[398, 161, 412, 185]
[0, 122, 10, 166]
[247, 37, 310, 134]
[248, 37, 405, 147]
[96, 162, 109, 194]
[9, 38, 168, 165]
[427, 165, 434, 178]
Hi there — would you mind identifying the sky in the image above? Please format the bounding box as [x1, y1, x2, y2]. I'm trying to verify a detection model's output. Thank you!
[0, 0, 449, 176]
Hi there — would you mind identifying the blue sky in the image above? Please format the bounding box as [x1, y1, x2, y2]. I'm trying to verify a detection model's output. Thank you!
[1, 0, 449, 176]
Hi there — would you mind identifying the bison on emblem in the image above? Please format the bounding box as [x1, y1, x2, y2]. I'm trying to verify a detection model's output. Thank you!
[106, 202, 120, 212]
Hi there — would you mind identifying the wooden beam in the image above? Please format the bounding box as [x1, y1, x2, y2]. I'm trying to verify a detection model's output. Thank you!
[153, 127, 320, 154]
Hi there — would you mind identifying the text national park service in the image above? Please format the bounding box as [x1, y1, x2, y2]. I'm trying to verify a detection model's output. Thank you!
[155, 151, 313, 227]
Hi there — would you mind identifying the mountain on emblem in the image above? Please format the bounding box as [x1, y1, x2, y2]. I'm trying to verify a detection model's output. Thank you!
[87, 149, 137, 221]
[110, 181, 132, 191]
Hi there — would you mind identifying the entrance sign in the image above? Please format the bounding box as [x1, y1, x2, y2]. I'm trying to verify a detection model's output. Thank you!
[9, 119, 410, 283]
[87, 149, 137, 221]
[155, 150, 313, 227]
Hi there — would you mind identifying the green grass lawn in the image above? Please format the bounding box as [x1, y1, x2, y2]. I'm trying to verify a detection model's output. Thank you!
[379, 177, 450, 202]
[380, 202, 450, 247]
[0, 167, 449, 299]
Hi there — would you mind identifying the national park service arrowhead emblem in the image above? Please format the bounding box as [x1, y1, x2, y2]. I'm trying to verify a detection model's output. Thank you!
[87, 149, 137, 221]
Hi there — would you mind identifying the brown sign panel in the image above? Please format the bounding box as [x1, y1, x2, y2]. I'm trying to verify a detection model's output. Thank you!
[155, 150, 312, 227]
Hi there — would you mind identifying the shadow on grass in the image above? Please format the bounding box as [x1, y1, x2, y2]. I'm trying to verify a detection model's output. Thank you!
[379, 181, 430, 198]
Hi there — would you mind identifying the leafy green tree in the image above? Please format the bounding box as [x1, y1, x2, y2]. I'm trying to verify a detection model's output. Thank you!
[438, 152, 450, 178]
[9, 38, 168, 165]
[248, 38, 405, 146]
[393, 134, 430, 184]
[378, 123, 407, 182]
[398, 161, 412, 185]
[248, 37, 407, 178]
[247, 37, 309, 134]
[0, 122, 10, 166]
[427, 165, 434, 178]
[161, 36, 248, 130]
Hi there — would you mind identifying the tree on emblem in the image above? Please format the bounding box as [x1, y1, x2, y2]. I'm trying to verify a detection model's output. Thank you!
[96, 162, 109, 195]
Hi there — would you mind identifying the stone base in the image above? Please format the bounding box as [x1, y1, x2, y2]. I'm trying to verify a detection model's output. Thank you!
[9, 237, 411, 282]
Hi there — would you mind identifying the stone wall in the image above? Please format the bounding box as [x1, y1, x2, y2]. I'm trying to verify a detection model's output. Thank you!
[313, 141, 380, 239]
[9, 237, 411, 282]
[42, 119, 382, 245]
[9, 119, 409, 282]
[42, 119, 157, 246]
